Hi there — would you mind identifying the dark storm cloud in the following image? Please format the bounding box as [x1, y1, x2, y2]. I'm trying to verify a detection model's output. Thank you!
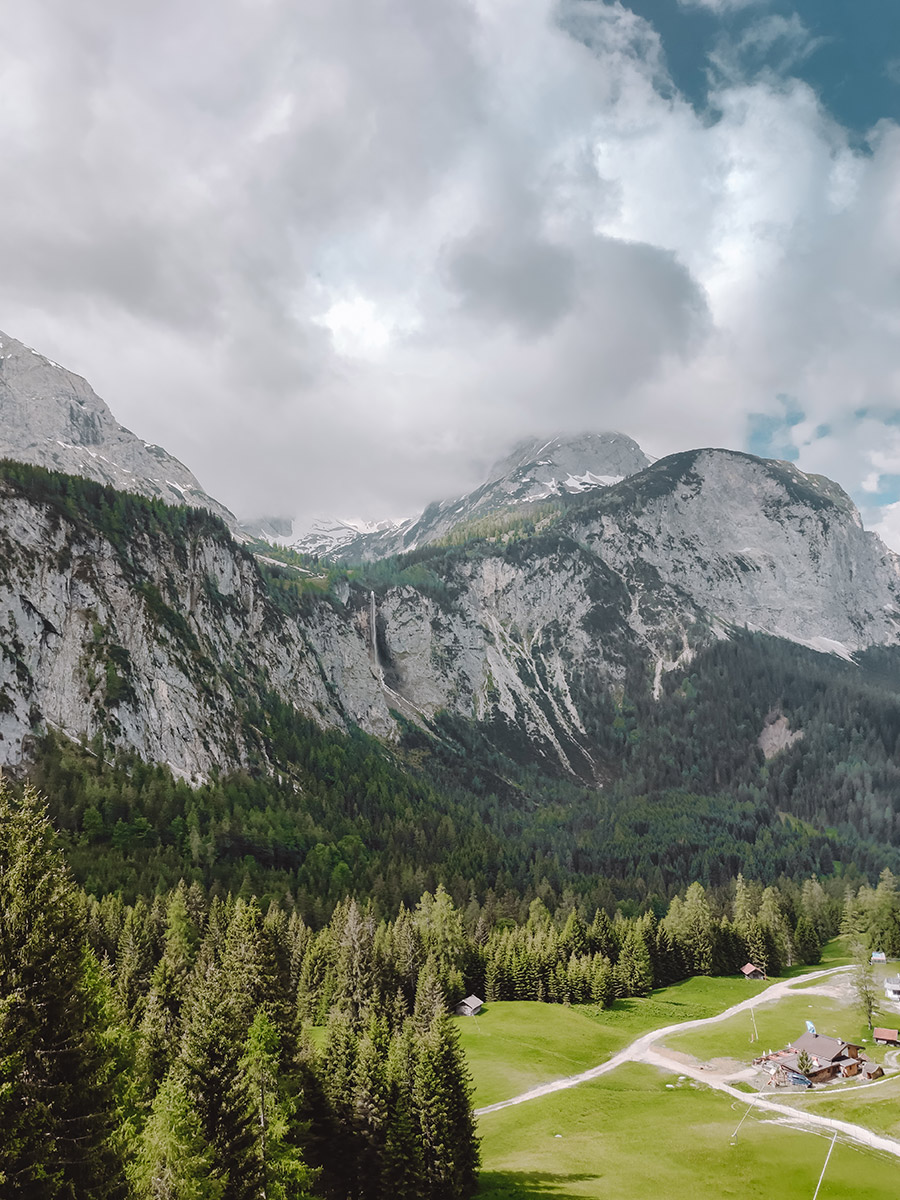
[445, 232, 578, 335]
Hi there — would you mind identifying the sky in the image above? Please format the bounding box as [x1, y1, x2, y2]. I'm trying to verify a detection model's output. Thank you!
[2, 0, 900, 543]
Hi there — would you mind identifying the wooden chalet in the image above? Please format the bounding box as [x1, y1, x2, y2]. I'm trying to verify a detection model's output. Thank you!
[740, 962, 766, 980]
[454, 994, 484, 1017]
[873, 1026, 900, 1046]
[756, 1030, 866, 1085]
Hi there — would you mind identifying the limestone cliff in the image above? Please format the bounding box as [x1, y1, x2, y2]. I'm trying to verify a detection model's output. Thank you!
[2, 447, 899, 782]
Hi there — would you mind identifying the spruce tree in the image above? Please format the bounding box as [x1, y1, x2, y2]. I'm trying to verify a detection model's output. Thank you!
[132, 1071, 224, 1200]
[238, 1009, 318, 1200]
[0, 781, 122, 1198]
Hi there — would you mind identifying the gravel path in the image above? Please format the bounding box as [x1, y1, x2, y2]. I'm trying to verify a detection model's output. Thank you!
[474, 965, 900, 1159]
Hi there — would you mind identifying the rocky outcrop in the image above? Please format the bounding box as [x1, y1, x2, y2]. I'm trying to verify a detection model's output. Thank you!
[0, 482, 394, 779]
[571, 450, 900, 653]
[0, 330, 235, 526]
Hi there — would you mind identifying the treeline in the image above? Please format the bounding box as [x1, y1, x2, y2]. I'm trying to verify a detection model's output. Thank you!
[0, 783, 478, 1200]
[842, 867, 900, 956]
[481, 873, 839, 1003]
[0, 457, 238, 567]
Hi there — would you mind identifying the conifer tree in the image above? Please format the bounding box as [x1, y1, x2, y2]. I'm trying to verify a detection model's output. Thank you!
[116, 897, 156, 1025]
[613, 926, 653, 997]
[133, 1071, 224, 1200]
[0, 782, 122, 1198]
[239, 1009, 318, 1200]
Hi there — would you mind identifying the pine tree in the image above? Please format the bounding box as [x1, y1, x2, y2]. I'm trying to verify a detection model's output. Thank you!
[116, 897, 156, 1025]
[132, 1071, 225, 1200]
[381, 1026, 425, 1199]
[138, 885, 202, 1089]
[239, 1009, 318, 1200]
[411, 1008, 479, 1200]
[613, 926, 653, 997]
[175, 901, 272, 1200]
[793, 916, 821, 965]
[0, 781, 123, 1198]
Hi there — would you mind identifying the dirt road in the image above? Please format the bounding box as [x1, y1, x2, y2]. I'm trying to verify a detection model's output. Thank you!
[474, 966, 900, 1159]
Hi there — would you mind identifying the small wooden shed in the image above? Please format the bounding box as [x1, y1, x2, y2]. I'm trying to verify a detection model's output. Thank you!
[454, 994, 484, 1017]
[873, 1027, 900, 1046]
[741, 963, 766, 981]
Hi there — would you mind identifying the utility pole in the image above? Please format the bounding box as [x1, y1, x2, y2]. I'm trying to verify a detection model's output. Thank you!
[812, 1132, 838, 1200]
[730, 1092, 762, 1144]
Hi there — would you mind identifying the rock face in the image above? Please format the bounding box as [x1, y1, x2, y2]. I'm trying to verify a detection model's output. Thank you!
[0, 478, 396, 779]
[571, 450, 900, 654]
[291, 432, 650, 561]
[2, 446, 900, 781]
[0, 330, 235, 526]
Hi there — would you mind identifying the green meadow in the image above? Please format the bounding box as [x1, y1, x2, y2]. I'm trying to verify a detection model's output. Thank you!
[778, 1074, 900, 1139]
[663, 993, 853, 1063]
[664, 989, 897, 1066]
[474, 1063, 900, 1200]
[460, 952, 900, 1199]
[456, 976, 772, 1107]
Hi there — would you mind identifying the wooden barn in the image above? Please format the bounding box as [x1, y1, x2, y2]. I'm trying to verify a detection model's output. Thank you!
[454, 994, 484, 1017]
[740, 962, 766, 980]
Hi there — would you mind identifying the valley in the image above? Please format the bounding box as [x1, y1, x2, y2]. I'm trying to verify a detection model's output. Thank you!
[461, 948, 900, 1198]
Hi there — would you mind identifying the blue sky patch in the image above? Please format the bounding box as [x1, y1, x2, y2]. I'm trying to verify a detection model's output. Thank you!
[747, 411, 801, 461]
[621, 0, 900, 134]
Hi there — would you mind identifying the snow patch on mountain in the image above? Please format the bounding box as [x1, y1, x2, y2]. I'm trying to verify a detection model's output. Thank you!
[288, 431, 649, 562]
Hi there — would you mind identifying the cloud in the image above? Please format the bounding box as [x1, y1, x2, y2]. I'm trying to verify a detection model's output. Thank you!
[0, 0, 899, 549]
[677, 0, 766, 11]
[747, 395, 804, 461]
[710, 13, 827, 83]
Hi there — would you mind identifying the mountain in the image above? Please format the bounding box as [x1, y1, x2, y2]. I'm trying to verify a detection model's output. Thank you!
[2, 446, 899, 784]
[0, 330, 235, 526]
[290, 431, 650, 561]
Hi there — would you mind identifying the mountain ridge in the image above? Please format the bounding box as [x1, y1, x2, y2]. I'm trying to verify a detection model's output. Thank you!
[0, 330, 235, 527]
[2, 444, 899, 782]
[289, 431, 651, 561]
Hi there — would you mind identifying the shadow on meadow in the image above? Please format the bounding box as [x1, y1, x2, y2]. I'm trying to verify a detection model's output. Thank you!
[477, 1170, 603, 1199]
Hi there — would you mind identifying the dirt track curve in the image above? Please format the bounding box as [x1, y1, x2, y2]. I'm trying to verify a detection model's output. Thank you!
[474, 966, 900, 1159]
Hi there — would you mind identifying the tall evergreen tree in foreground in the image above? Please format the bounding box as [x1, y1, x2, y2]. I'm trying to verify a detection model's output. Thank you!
[0, 781, 123, 1197]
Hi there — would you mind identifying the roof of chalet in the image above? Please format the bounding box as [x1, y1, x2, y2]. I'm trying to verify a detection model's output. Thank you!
[457, 995, 484, 1009]
[873, 1027, 900, 1041]
[790, 1031, 853, 1062]
[741, 963, 764, 975]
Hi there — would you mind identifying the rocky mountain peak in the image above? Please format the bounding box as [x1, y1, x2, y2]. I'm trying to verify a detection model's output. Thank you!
[0, 330, 235, 526]
[486, 431, 650, 495]
[290, 430, 650, 562]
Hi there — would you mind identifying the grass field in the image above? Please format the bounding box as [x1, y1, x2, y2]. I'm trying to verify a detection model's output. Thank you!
[456, 1003, 625, 1109]
[787, 938, 855, 972]
[663, 993, 853, 1063]
[664, 988, 897, 1067]
[456, 976, 772, 1107]
[475, 1063, 900, 1199]
[460, 946, 900, 1198]
[779, 1074, 900, 1139]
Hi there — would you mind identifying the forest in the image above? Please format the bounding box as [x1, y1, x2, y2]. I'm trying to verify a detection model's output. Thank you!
[5, 773, 900, 1198]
